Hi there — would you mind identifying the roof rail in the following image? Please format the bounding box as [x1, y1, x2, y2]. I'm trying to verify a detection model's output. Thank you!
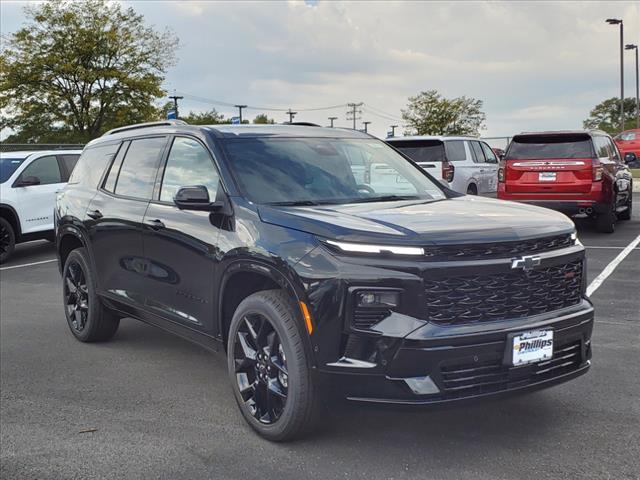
[281, 122, 321, 127]
[103, 120, 188, 136]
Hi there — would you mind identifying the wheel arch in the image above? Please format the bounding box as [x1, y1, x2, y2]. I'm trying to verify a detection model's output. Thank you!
[218, 260, 315, 363]
[0, 203, 21, 239]
[57, 225, 94, 277]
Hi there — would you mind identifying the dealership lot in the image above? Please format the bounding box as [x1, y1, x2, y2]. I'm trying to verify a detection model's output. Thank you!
[1, 197, 638, 480]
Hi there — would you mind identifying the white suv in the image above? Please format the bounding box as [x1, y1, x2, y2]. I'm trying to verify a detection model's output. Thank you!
[0, 150, 81, 262]
[386, 136, 499, 196]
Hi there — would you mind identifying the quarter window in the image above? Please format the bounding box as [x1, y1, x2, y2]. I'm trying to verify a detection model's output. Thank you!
[444, 141, 467, 162]
[58, 154, 80, 181]
[593, 137, 611, 159]
[469, 141, 486, 163]
[19, 156, 62, 185]
[160, 137, 219, 203]
[606, 138, 620, 161]
[113, 137, 166, 200]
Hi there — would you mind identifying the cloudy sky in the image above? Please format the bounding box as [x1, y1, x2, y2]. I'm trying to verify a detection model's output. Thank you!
[1, 0, 639, 140]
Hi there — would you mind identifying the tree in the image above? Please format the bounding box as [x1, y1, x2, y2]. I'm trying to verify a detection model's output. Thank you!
[583, 97, 637, 135]
[253, 113, 275, 124]
[181, 108, 231, 125]
[401, 90, 486, 136]
[0, 0, 178, 143]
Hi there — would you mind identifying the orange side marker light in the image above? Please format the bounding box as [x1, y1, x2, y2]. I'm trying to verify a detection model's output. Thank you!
[299, 301, 314, 335]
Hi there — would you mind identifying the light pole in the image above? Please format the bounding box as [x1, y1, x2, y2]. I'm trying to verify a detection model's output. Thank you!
[606, 18, 624, 131]
[626, 44, 639, 128]
[286, 109, 297, 123]
[328, 116, 338, 127]
[363, 121, 371, 133]
[234, 105, 247, 124]
[390, 125, 398, 137]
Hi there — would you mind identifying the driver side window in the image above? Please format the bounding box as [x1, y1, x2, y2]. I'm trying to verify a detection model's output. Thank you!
[19, 156, 62, 185]
[160, 137, 219, 203]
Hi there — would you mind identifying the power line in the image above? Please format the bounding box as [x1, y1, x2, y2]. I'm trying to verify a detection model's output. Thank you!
[175, 92, 347, 113]
[362, 104, 403, 122]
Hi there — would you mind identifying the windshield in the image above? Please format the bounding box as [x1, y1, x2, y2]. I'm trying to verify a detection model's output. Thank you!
[0, 157, 26, 183]
[223, 137, 446, 205]
[388, 140, 445, 163]
[615, 131, 636, 141]
[507, 135, 594, 160]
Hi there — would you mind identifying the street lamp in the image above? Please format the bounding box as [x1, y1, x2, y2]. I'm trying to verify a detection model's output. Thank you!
[626, 44, 639, 128]
[606, 18, 624, 131]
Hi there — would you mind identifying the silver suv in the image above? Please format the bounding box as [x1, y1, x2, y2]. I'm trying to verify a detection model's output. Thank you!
[387, 136, 499, 196]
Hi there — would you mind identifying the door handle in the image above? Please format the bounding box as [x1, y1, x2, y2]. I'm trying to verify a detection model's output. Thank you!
[86, 209, 103, 220]
[145, 219, 165, 230]
[479, 169, 486, 173]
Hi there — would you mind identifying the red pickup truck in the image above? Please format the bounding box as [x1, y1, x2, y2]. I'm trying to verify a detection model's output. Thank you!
[614, 128, 640, 167]
[498, 130, 633, 233]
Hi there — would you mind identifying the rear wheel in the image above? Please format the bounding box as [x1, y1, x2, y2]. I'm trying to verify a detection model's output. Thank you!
[227, 290, 321, 441]
[595, 204, 616, 233]
[466, 184, 477, 195]
[0, 218, 16, 264]
[63, 248, 120, 342]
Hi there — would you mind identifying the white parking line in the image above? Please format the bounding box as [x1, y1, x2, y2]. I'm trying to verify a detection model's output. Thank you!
[0, 259, 57, 271]
[584, 245, 639, 250]
[586, 234, 640, 297]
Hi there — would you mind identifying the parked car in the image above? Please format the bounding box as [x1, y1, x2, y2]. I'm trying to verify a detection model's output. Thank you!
[0, 150, 81, 262]
[386, 136, 499, 196]
[498, 130, 633, 233]
[56, 121, 593, 441]
[614, 128, 640, 167]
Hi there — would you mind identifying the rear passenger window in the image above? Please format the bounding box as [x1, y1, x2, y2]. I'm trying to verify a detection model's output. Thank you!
[58, 154, 80, 181]
[114, 137, 166, 200]
[480, 142, 498, 163]
[69, 144, 120, 187]
[593, 137, 611, 159]
[469, 142, 485, 163]
[444, 141, 467, 162]
[19, 156, 62, 185]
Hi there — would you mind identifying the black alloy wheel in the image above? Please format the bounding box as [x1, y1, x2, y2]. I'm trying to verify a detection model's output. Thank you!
[64, 260, 89, 333]
[0, 218, 15, 263]
[233, 312, 289, 424]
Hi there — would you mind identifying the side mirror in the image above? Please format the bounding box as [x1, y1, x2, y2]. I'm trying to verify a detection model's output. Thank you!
[174, 185, 212, 210]
[624, 152, 637, 164]
[15, 175, 41, 187]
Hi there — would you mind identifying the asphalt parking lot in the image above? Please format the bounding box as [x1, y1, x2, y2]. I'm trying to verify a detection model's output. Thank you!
[1, 197, 639, 480]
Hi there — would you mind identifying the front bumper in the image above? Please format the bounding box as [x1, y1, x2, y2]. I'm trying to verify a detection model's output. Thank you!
[319, 301, 593, 405]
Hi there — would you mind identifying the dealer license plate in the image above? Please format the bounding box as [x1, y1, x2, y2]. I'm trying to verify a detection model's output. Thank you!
[512, 330, 553, 366]
[539, 172, 557, 182]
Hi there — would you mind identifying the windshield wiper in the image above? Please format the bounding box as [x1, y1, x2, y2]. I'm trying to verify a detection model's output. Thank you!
[351, 195, 421, 203]
[266, 200, 320, 206]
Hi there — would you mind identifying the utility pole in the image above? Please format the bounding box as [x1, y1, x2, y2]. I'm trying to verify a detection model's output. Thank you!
[168, 93, 184, 119]
[626, 44, 639, 128]
[346, 102, 363, 130]
[363, 121, 371, 133]
[234, 105, 247, 124]
[390, 125, 398, 137]
[328, 116, 338, 127]
[606, 18, 624, 130]
[286, 109, 297, 123]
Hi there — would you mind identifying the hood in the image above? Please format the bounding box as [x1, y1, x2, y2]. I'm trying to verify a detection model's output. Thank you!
[258, 196, 574, 245]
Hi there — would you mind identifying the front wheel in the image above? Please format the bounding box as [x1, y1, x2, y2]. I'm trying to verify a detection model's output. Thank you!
[63, 248, 120, 342]
[618, 189, 632, 221]
[227, 290, 321, 441]
[0, 217, 16, 264]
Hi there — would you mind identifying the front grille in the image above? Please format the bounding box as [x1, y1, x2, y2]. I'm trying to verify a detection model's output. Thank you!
[424, 260, 583, 325]
[353, 306, 389, 330]
[439, 339, 583, 399]
[423, 234, 572, 261]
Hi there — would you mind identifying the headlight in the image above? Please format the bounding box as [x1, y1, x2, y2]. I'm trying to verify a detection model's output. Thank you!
[571, 232, 582, 246]
[325, 239, 424, 256]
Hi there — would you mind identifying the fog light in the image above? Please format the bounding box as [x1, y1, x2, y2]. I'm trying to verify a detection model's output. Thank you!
[404, 375, 440, 395]
[356, 290, 399, 308]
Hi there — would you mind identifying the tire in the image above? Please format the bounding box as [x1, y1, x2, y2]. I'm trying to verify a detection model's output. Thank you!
[0, 217, 16, 264]
[62, 247, 120, 342]
[595, 204, 616, 233]
[618, 189, 632, 221]
[227, 289, 321, 441]
[466, 184, 477, 195]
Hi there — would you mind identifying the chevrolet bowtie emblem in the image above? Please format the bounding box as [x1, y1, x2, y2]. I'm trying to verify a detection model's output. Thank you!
[511, 255, 541, 271]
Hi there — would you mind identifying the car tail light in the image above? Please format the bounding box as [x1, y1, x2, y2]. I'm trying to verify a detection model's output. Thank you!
[498, 160, 506, 182]
[592, 158, 603, 181]
[442, 161, 455, 182]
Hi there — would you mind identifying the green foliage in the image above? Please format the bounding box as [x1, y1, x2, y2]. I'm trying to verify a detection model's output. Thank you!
[583, 97, 637, 135]
[0, 0, 178, 142]
[252, 113, 275, 124]
[401, 90, 486, 136]
[181, 108, 232, 125]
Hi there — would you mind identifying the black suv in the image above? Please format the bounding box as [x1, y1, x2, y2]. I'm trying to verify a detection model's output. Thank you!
[55, 121, 594, 441]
